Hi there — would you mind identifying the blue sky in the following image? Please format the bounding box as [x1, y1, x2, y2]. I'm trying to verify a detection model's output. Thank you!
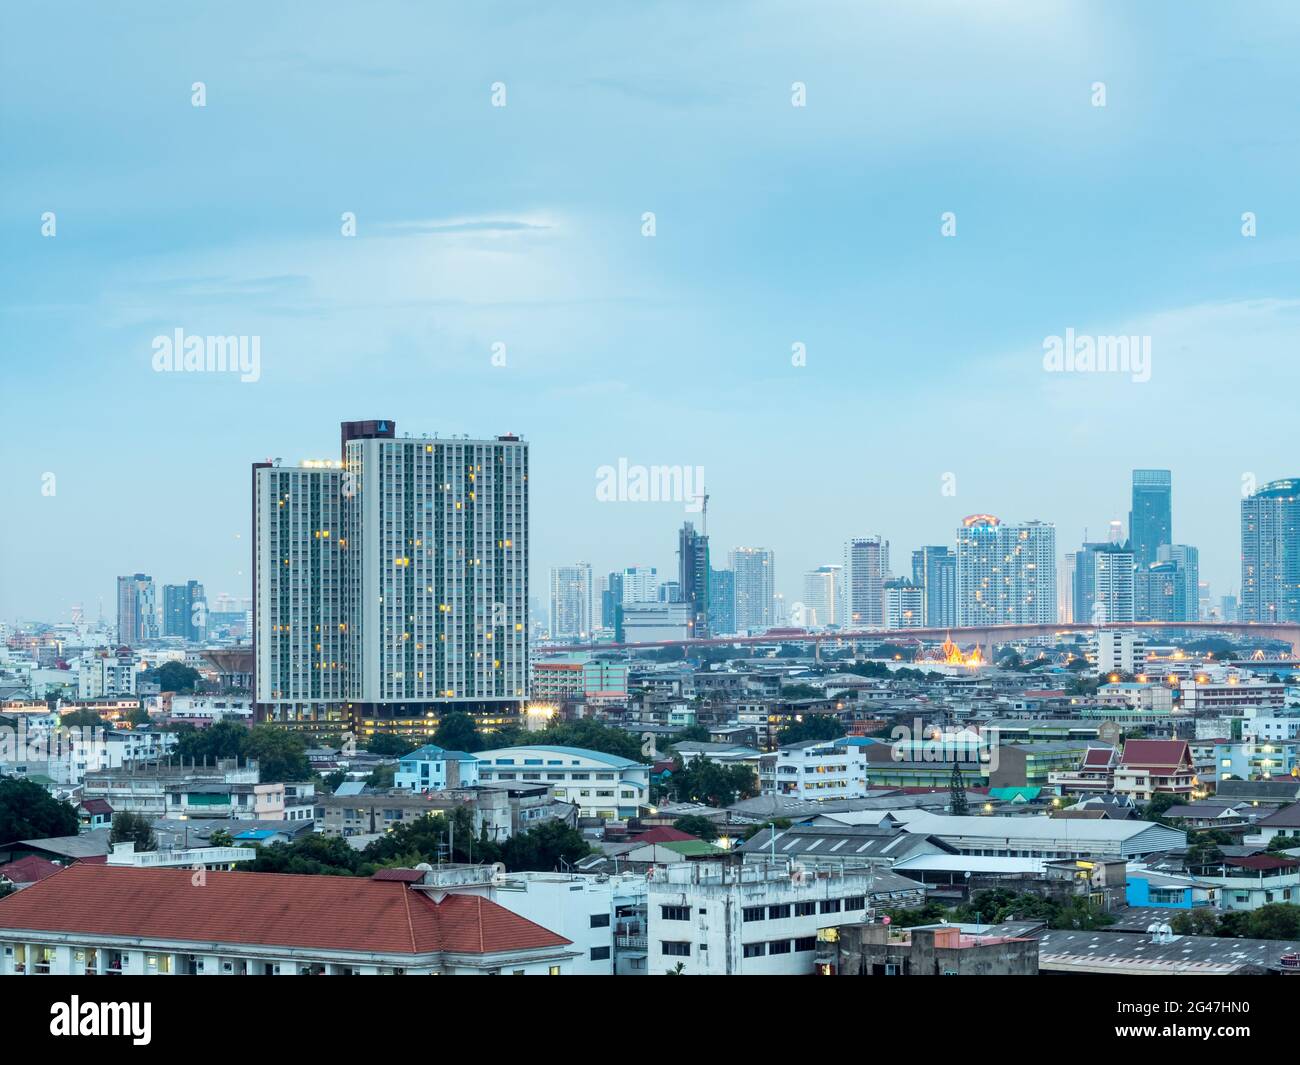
[4, 0, 1300, 621]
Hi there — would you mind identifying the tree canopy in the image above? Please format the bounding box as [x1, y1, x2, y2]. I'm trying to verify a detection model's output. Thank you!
[0, 778, 79, 841]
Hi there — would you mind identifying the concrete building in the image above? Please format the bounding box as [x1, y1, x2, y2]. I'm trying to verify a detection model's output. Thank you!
[646, 859, 925, 975]
[817, 922, 1038, 976]
[394, 744, 481, 791]
[254, 421, 529, 734]
[1092, 630, 1147, 675]
[955, 516, 1056, 626]
[802, 565, 842, 629]
[621, 602, 692, 643]
[883, 578, 924, 629]
[473, 745, 650, 820]
[843, 537, 888, 629]
[759, 738, 869, 802]
[1241, 477, 1300, 623]
[77, 649, 136, 699]
[550, 563, 594, 640]
[730, 548, 775, 634]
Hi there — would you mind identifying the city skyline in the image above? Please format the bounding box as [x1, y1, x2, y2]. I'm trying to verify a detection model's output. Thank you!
[6, 3, 1300, 622]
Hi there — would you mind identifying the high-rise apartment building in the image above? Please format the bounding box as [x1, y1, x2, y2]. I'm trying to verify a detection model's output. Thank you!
[843, 537, 888, 629]
[709, 568, 736, 636]
[1155, 544, 1199, 623]
[911, 547, 955, 628]
[955, 517, 1056, 626]
[730, 548, 775, 634]
[254, 419, 529, 734]
[802, 565, 842, 629]
[1058, 552, 1077, 623]
[884, 578, 924, 629]
[678, 522, 710, 637]
[620, 566, 659, 605]
[550, 564, 593, 641]
[116, 574, 157, 647]
[1241, 478, 1300, 623]
[1090, 542, 1135, 624]
[163, 580, 207, 642]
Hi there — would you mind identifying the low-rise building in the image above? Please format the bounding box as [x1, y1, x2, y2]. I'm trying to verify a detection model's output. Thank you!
[645, 859, 925, 975]
[393, 745, 481, 791]
[1113, 739, 1196, 804]
[817, 922, 1038, 976]
[0, 864, 577, 975]
[759, 738, 868, 802]
[474, 745, 649, 820]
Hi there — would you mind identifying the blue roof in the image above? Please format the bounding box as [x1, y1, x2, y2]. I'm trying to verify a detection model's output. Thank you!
[401, 744, 478, 762]
[476, 744, 644, 768]
[233, 830, 278, 840]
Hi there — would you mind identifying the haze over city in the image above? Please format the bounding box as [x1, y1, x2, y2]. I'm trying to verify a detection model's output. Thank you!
[7, 2, 1300, 619]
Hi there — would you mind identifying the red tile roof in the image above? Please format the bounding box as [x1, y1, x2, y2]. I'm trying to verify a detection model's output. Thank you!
[1082, 747, 1117, 768]
[632, 827, 696, 844]
[78, 799, 113, 815]
[0, 864, 570, 956]
[1120, 739, 1191, 770]
[0, 855, 62, 885]
[1224, 855, 1300, 871]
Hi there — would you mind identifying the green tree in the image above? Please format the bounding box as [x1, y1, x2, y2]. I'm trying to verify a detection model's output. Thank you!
[109, 812, 157, 852]
[59, 709, 106, 728]
[365, 734, 418, 758]
[432, 711, 484, 753]
[664, 757, 758, 807]
[0, 778, 79, 841]
[540, 719, 644, 761]
[774, 715, 843, 746]
[669, 724, 711, 745]
[209, 829, 235, 848]
[366, 764, 396, 790]
[1170, 909, 1220, 936]
[156, 661, 201, 692]
[251, 834, 364, 876]
[780, 684, 822, 700]
[1244, 903, 1300, 940]
[949, 760, 969, 816]
[499, 819, 591, 872]
[672, 815, 719, 842]
[243, 725, 312, 782]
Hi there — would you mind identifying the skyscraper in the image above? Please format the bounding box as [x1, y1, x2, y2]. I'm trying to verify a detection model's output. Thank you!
[955, 516, 1056, 626]
[1130, 469, 1172, 619]
[911, 547, 956, 628]
[1156, 543, 1200, 622]
[116, 573, 157, 646]
[884, 578, 924, 628]
[709, 568, 736, 635]
[1241, 478, 1300, 622]
[1058, 552, 1077, 623]
[802, 564, 843, 628]
[1091, 542, 1136, 623]
[620, 566, 659, 605]
[163, 580, 207, 641]
[549, 564, 593, 640]
[843, 537, 888, 629]
[730, 548, 775, 634]
[678, 522, 710, 637]
[600, 571, 624, 631]
[254, 419, 529, 733]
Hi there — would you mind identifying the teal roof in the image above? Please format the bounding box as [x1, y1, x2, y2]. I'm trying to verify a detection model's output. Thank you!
[477, 744, 644, 768]
[987, 786, 1042, 803]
